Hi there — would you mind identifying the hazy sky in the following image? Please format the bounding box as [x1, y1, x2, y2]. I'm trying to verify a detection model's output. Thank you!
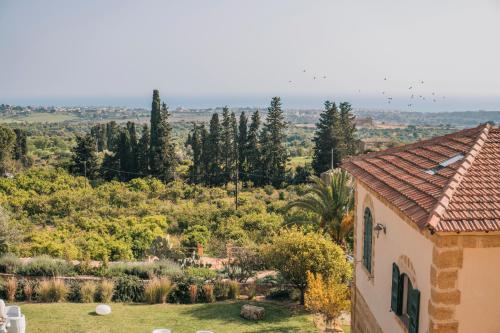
[1, 0, 500, 110]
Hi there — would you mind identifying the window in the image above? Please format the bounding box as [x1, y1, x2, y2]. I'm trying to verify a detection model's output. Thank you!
[391, 263, 421, 333]
[363, 207, 373, 273]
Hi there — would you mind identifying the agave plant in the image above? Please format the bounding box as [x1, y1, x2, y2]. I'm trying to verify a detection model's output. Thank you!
[287, 171, 354, 246]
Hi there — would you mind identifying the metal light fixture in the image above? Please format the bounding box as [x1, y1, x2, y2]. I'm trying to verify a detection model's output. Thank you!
[374, 223, 386, 238]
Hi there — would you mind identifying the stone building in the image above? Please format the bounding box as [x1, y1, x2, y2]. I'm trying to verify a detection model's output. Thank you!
[341, 123, 499, 333]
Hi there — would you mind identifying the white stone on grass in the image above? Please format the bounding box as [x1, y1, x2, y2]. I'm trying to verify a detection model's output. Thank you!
[152, 329, 171, 333]
[95, 304, 111, 316]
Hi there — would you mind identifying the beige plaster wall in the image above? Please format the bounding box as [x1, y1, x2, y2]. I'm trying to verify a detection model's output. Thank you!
[456, 247, 500, 333]
[355, 180, 433, 333]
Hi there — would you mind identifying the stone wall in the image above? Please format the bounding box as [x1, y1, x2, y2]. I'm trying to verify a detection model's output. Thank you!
[352, 286, 384, 333]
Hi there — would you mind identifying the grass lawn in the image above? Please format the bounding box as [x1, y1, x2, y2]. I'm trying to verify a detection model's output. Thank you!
[20, 301, 323, 333]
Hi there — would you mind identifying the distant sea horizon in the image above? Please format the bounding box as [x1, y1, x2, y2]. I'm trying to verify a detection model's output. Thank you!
[1, 94, 499, 113]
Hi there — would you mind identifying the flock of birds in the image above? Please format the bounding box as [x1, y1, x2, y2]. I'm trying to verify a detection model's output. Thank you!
[287, 70, 447, 110]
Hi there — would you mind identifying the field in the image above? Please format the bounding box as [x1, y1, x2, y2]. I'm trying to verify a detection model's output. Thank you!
[20, 301, 323, 333]
[0, 112, 78, 123]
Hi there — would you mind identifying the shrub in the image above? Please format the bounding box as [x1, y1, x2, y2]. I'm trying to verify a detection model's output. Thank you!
[18, 256, 75, 277]
[105, 260, 182, 279]
[23, 280, 34, 302]
[188, 284, 197, 304]
[80, 281, 97, 303]
[113, 276, 144, 302]
[144, 278, 172, 304]
[305, 271, 350, 329]
[98, 280, 114, 303]
[36, 279, 68, 302]
[5, 277, 17, 302]
[181, 225, 210, 248]
[202, 283, 215, 303]
[266, 287, 299, 301]
[66, 280, 81, 302]
[0, 254, 21, 274]
[185, 267, 217, 281]
[168, 279, 190, 304]
[245, 283, 256, 300]
[228, 280, 240, 300]
[214, 280, 229, 301]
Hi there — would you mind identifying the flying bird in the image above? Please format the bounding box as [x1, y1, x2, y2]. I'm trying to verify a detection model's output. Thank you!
[408, 86, 413, 90]
[323, 76, 327, 79]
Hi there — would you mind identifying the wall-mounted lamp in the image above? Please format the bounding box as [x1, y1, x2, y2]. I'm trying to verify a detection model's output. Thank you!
[374, 223, 386, 238]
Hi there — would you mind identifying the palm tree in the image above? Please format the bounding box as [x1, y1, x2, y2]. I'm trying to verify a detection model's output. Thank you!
[287, 171, 354, 246]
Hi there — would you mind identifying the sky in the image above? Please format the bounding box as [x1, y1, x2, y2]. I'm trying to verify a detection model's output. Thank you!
[1, 0, 500, 110]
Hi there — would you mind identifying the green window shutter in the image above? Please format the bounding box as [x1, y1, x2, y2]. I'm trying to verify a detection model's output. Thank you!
[363, 208, 372, 272]
[408, 288, 421, 333]
[390, 263, 401, 314]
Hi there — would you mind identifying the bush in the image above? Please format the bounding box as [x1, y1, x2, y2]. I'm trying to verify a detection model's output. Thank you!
[18, 256, 75, 277]
[23, 280, 34, 302]
[245, 283, 256, 300]
[202, 283, 215, 303]
[167, 279, 191, 304]
[185, 267, 217, 281]
[98, 280, 114, 303]
[214, 280, 229, 301]
[80, 281, 97, 303]
[0, 254, 21, 274]
[266, 287, 293, 301]
[5, 277, 17, 302]
[36, 279, 68, 302]
[105, 260, 182, 279]
[113, 276, 144, 302]
[66, 280, 81, 302]
[188, 284, 198, 304]
[144, 278, 172, 304]
[228, 280, 240, 300]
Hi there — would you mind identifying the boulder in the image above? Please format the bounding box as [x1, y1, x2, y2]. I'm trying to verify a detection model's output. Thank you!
[95, 304, 111, 316]
[240, 304, 265, 320]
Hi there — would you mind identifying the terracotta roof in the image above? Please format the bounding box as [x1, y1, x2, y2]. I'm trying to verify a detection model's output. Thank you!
[342, 124, 500, 232]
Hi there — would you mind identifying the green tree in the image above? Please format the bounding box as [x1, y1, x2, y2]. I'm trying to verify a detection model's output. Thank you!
[339, 102, 357, 158]
[260, 97, 287, 187]
[70, 134, 98, 179]
[287, 171, 354, 246]
[0, 126, 15, 174]
[237, 112, 248, 181]
[137, 124, 150, 175]
[13, 128, 28, 161]
[186, 123, 203, 184]
[90, 124, 107, 152]
[150, 90, 176, 182]
[312, 101, 342, 175]
[247, 110, 261, 185]
[266, 228, 351, 304]
[105, 121, 120, 151]
[207, 113, 222, 185]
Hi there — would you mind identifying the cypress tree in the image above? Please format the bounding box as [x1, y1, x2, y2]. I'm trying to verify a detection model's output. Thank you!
[70, 134, 98, 180]
[247, 110, 261, 185]
[118, 129, 133, 181]
[13, 128, 27, 161]
[126, 121, 139, 174]
[237, 112, 248, 181]
[199, 124, 210, 185]
[339, 102, 357, 158]
[100, 151, 120, 181]
[221, 106, 232, 184]
[230, 112, 238, 183]
[137, 124, 150, 175]
[105, 121, 119, 151]
[149, 91, 176, 182]
[260, 97, 287, 188]
[186, 123, 203, 183]
[207, 113, 222, 185]
[149, 89, 161, 175]
[312, 101, 342, 175]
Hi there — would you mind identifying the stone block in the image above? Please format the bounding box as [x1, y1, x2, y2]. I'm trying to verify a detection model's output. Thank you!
[240, 304, 265, 320]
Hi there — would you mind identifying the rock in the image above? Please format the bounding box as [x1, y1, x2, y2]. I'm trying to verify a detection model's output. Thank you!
[95, 304, 111, 316]
[240, 304, 265, 320]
